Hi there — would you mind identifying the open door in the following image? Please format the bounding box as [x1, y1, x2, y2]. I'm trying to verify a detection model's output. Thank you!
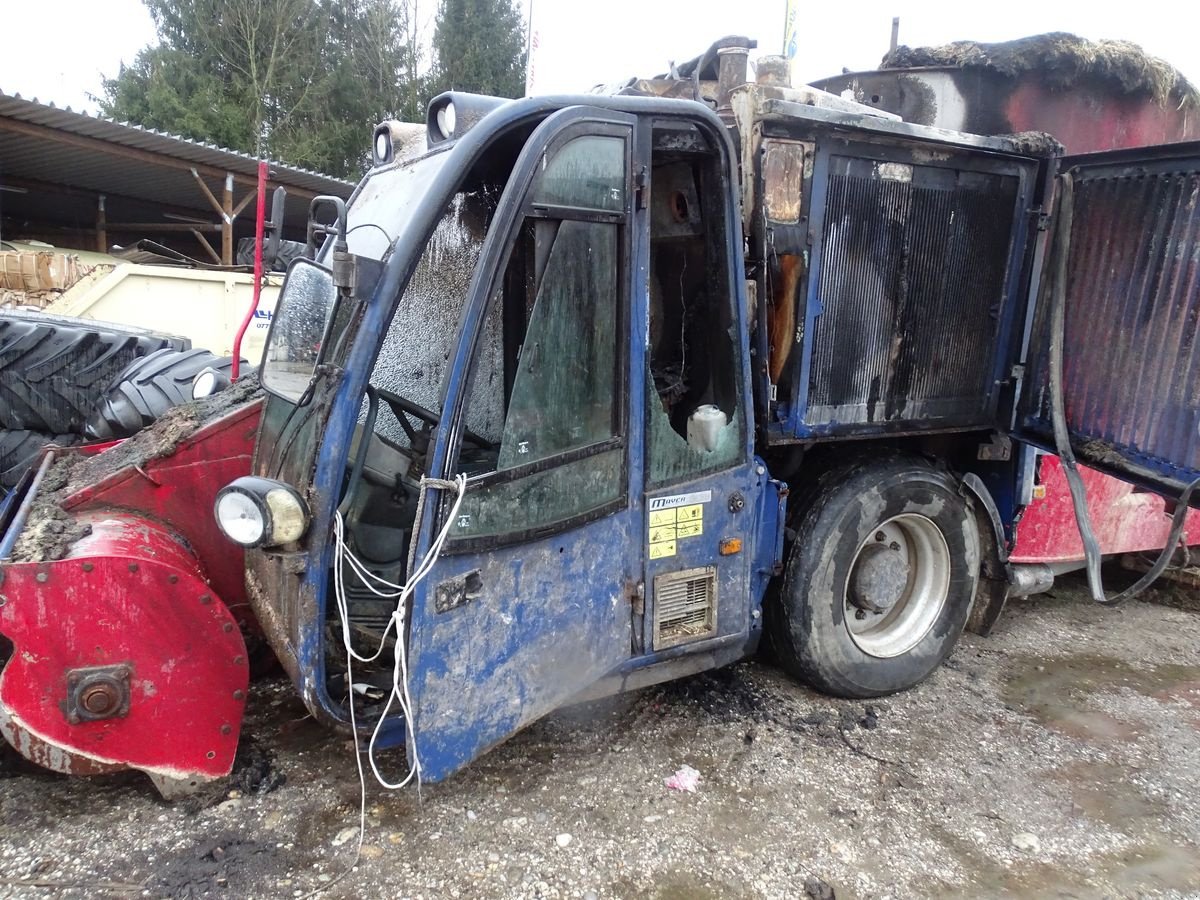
[403, 108, 643, 782]
[1016, 141, 1200, 500]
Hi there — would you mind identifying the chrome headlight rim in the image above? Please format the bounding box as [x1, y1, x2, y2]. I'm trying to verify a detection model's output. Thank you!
[215, 476, 310, 549]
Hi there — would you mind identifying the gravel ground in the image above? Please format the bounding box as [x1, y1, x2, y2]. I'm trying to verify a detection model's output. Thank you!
[1, 574, 1199, 899]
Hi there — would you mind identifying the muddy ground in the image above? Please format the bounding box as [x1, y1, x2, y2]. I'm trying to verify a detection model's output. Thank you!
[1, 574, 1199, 899]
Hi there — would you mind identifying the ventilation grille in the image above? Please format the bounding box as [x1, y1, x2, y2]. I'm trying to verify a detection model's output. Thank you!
[653, 567, 718, 650]
[807, 155, 1020, 430]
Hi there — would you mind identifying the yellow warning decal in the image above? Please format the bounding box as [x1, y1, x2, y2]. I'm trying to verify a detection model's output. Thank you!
[646, 497, 705, 557]
[649, 509, 677, 527]
[649, 525, 677, 544]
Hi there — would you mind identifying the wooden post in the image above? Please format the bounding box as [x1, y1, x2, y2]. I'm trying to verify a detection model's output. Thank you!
[96, 194, 107, 253]
[221, 173, 234, 265]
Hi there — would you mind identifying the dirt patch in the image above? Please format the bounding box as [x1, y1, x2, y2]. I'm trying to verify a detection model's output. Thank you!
[1, 579, 1199, 898]
[153, 832, 276, 899]
[227, 734, 287, 797]
[882, 32, 1199, 107]
[7, 377, 261, 564]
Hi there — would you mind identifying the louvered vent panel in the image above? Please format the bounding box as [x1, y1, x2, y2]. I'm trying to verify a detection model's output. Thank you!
[653, 567, 718, 650]
[807, 155, 1020, 430]
[1024, 164, 1200, 478]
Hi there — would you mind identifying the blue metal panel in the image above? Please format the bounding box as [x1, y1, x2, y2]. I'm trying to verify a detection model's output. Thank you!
[406, 515, 637, 777]
[786, 140, 1036, 440]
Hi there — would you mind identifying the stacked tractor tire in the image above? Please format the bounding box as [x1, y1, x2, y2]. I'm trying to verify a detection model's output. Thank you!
[0, 309, 243, 491]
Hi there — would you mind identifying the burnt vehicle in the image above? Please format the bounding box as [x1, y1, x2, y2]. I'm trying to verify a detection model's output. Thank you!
[220, 44, 1200, 784]
[1, 37, 1197, 792]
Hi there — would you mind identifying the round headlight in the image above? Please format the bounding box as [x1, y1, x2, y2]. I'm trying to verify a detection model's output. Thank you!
[215, 477, 310, 548]
[436, 102, 456, 138]
[374, 129, 391, 164]
[216, 490, 266, 546]
[264, 486, 308, 544]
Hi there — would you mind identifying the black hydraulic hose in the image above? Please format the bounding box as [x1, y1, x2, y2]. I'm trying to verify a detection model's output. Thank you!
[338, 386, 379, 519]
[1047, 172, 1200, 604]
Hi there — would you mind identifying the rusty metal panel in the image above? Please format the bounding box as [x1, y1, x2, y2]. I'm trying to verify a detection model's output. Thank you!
[1022, 145, 1200, 491]
[801, 153, 1023, 432]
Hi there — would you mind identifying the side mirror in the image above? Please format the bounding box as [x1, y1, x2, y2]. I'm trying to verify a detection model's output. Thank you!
[305, 195, 348, 260]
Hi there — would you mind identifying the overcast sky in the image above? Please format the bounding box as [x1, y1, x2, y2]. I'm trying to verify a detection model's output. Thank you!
[2, 0, 1197, 115]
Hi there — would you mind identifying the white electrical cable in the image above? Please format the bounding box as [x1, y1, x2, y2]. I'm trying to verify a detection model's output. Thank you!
[332, 473, 468, 789]
[310, 474, 466, 897]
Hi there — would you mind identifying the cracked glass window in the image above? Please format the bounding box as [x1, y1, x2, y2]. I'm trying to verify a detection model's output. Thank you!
[453, 132, 627, 541]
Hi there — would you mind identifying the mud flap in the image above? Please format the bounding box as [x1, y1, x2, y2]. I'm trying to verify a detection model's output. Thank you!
[0, 511, 248, 796]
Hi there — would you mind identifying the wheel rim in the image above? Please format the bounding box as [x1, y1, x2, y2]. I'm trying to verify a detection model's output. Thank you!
[844, 513, 951, 658]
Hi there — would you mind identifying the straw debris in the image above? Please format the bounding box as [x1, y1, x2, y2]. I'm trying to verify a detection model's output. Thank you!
[882, 32, 1198, 108]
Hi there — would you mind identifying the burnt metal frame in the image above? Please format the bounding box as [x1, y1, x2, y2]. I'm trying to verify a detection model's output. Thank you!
[1012, 140, 1200, 497]
[761, 131, 1038, 443]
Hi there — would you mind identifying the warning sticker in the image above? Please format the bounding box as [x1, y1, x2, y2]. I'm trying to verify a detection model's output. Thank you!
[649, 525, 677, 544]
[649, 509, 677, 528]
[646, 493, 706, 559]
[649, 540, 677, 559]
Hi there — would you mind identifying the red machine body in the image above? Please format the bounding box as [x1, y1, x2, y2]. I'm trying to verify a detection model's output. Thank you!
[0, 401, 261, 795]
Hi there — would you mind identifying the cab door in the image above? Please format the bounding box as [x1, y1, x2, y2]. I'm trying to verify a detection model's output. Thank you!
[404, 108, 644, 782]
[1016, 141, 1200, 499]
[639, 124, 764, 662]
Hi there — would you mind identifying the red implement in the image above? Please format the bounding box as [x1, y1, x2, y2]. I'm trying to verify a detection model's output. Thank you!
[1011, 456, 1200, 564]
[0, 400, 261, 795]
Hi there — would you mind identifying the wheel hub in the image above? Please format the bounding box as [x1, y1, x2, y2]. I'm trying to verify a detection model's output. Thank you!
[848, 542, 910, 614]
[843, 514, 952, 658]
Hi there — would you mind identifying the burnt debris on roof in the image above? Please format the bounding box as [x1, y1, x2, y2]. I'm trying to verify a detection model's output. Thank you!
[881, 32, 1198, 108]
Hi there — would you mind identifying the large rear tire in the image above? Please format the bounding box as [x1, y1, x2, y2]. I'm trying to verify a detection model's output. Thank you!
[0, 429, 80, 489]
[84, 348, 245, 440]
[768, 455, 980, 698]
[0, 309, 187, 434]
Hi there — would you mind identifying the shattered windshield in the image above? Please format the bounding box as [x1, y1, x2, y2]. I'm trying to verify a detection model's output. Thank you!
[260, 151, 451, 403]
[368, 185, 504, 448]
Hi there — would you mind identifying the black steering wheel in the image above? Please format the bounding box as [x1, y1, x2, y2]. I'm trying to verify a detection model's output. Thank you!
[374, 387, 495, 451]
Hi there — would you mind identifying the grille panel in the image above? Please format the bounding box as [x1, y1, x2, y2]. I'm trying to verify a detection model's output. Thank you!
[807, 155, 1020, 430]
[1024, 162, 1200, 481]
[653, 567, 717, 650]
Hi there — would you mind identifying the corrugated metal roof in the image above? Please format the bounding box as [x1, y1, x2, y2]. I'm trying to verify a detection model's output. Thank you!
[0, 90, 355, 196]
[0, 90, 357, 249]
